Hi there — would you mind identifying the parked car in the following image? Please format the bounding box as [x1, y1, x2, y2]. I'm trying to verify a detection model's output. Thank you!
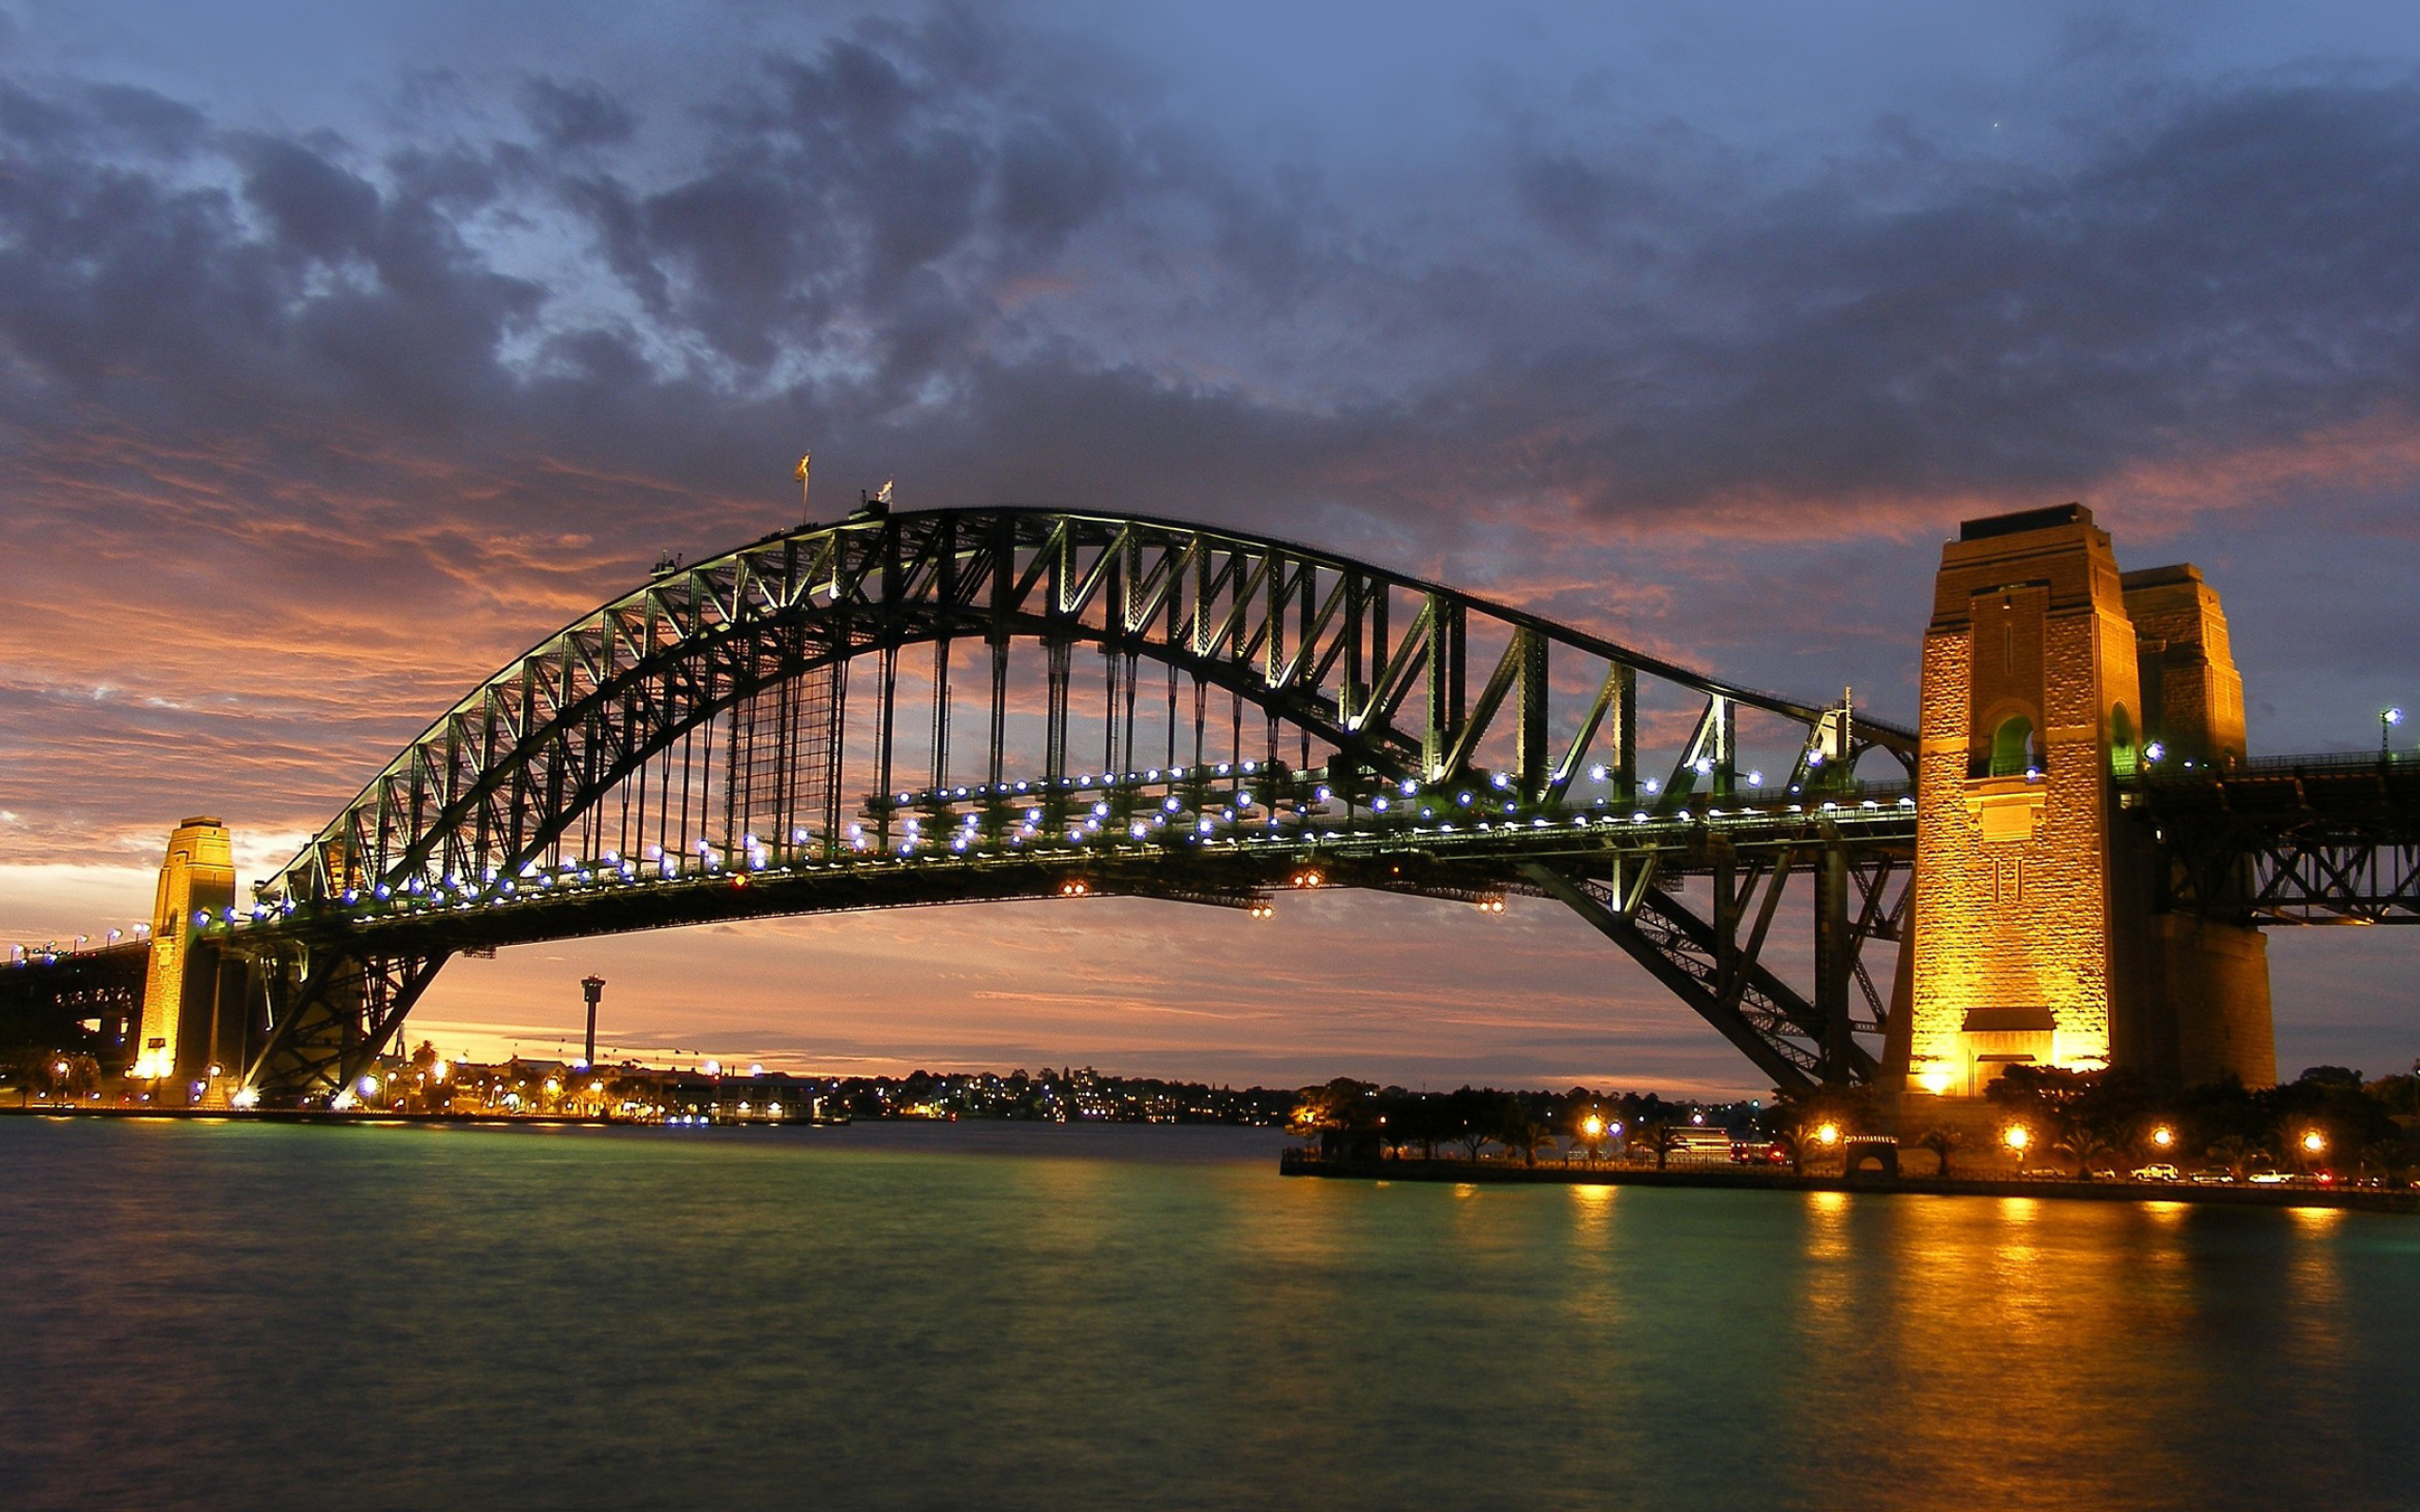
[2248, 1171, 2290, 1185]
[2188, 1168, 2235, 1185]
[2131, 1163, 2181, 1182]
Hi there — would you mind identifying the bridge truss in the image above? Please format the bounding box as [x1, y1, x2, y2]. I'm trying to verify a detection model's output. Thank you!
[194, 506, 1922, 1103]
[2132, 755, 2420, 925]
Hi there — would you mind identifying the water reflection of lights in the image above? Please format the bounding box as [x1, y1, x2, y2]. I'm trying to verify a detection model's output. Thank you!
[1568, 1183, 1616, 1236]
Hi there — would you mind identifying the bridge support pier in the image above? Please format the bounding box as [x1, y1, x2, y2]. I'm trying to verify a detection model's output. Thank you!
[132, 817, 236, 1093]
[1900, 505, 2273, 1109]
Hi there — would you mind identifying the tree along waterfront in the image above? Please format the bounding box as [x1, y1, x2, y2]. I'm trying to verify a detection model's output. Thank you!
[1288, 1066, 2420, 1188]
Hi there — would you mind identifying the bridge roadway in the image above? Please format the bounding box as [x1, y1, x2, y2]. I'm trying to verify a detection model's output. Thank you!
[216, 778, 1922, 952]
[159, 750, 2420, 1092]
[206, 768, 1923, 1097]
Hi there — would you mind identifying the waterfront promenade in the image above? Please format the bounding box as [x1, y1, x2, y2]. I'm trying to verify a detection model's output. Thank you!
[1279, 1149, 2420, 1213]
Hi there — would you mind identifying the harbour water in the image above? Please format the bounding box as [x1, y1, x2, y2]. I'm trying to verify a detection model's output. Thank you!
[3, 1117, 2415, 1511]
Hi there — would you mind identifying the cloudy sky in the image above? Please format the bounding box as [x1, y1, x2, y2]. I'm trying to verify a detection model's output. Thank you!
[3, 1, 2416, 1093]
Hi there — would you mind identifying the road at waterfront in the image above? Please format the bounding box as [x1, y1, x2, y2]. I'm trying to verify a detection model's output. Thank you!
[2, 1118, 2414, 1510]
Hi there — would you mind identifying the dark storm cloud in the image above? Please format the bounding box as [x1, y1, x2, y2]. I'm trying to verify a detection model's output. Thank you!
[6, 7, 2420, 857]
[1567, 78, 2420, 516]
[521, 77, 635, 151]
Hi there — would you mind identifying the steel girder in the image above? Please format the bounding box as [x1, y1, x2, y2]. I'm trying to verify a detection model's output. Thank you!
[2161, 830, 2420, 924]
[235, 506, 1919, 1101]
[263, 507, 1915, 907]
[241, 948, 451, 1100]
[2126, 755, 2420, 925]
[1523, 829, 1907, 1094]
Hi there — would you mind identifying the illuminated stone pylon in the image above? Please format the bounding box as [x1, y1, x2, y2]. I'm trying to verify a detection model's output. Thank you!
[134, 816, 236, 1083]
[1892, 505, 2273, 1104]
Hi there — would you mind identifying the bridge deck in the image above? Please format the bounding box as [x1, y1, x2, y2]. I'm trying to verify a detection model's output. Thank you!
[214, 784, 1919, 955]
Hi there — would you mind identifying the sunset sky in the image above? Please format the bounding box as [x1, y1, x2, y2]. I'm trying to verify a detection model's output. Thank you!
[3, 2, 2417, 1094]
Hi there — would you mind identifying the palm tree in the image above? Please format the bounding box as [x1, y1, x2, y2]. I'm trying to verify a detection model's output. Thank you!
[1916, 1125, 1965, 1178]
[2205, 1135, 2263, 1181]
[1775, 1110, 1849, 1177]
[1495, 1107, 1551, 1167]
[1643, 1122, 1685, 1172]
[2055, 1119, 2120, 1181]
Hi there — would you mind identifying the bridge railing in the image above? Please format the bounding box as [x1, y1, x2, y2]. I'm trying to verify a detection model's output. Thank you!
[2135, 749, 2420, 782]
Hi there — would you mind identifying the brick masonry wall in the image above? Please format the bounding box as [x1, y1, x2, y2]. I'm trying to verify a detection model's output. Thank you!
[1910, 513, 2274, 1096]
[1912, 516, 2131, 1092]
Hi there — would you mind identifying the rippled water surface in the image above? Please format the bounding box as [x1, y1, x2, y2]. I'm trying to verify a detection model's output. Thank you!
[3, 1117, 2415, 1511]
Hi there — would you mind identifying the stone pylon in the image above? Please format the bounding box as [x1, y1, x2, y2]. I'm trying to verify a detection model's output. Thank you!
[1890, 505, 2273, 1108]
[134, 816, 236, 1089]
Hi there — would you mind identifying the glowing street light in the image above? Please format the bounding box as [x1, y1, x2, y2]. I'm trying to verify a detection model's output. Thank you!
[1814, 1122, 1841, 1147]
[2300, 1129, 2327, 1156]
[2384, 707, 2406, 757]
[2150, 1125, 2175, 1151]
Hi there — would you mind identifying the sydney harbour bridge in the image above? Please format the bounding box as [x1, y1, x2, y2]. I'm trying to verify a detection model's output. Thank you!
[6, 501, 2416, 1108]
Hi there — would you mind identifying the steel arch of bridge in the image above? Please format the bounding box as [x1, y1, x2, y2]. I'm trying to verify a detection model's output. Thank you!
[234, 506, 1919, 1103]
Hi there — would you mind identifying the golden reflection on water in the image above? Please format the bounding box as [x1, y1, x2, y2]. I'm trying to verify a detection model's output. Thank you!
[1799, 1192, 1852, 1300]
[2283, 1206, 2347, 1394]
[1558, 1184, 1624, 1330]
[1782, 1194, 2222, 1512]
[1566, 1182, 1616, 1235]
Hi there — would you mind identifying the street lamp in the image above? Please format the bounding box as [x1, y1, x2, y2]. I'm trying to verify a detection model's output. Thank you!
[2150, 1125, 2175, 1152]
[1815, 1122, 1841, 1147]
[1579, 1112, 1606, 1162]
[2004, 1124, 2031, 1173]
[2384, 707, 2405, 757]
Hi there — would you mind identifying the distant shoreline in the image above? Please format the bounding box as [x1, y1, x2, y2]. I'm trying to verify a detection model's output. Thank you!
[1279, 1150, 2420, 1213]
[0, 1104, 843, 1129]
